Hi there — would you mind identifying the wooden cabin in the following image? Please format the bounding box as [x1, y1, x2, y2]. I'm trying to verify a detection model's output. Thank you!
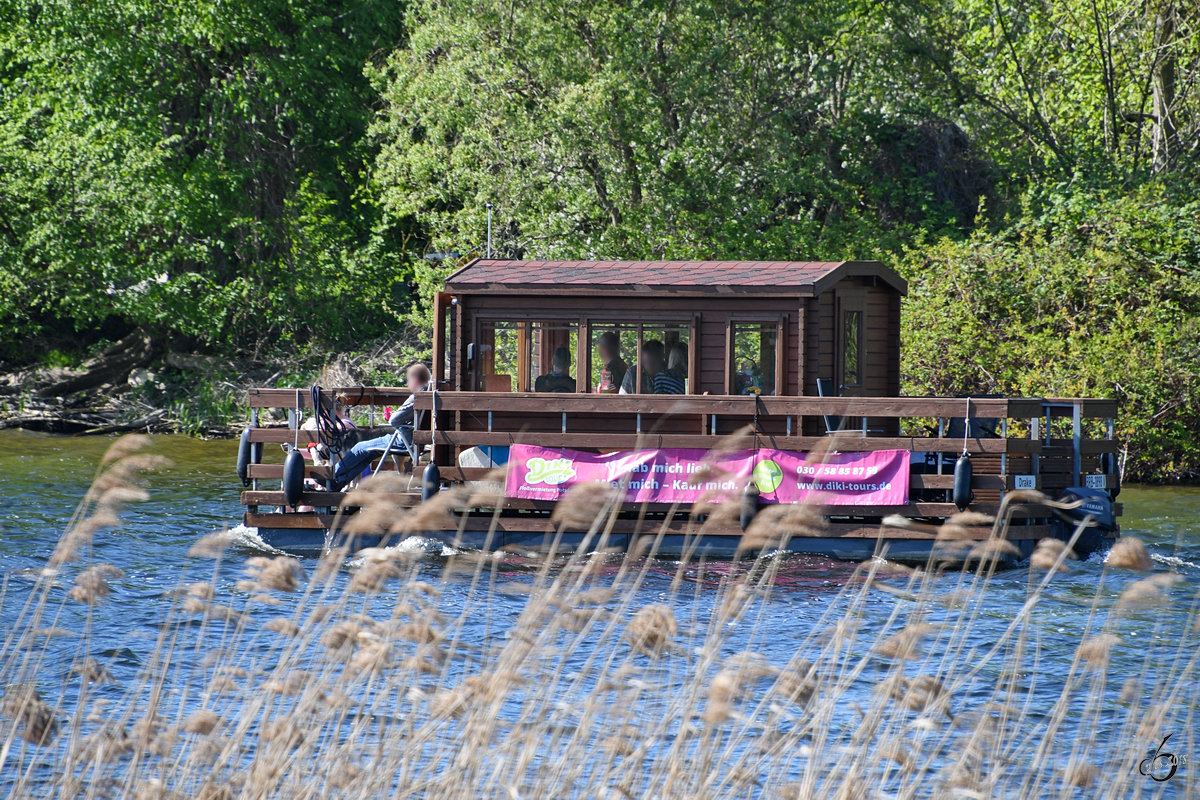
[434, 259, 906, 402]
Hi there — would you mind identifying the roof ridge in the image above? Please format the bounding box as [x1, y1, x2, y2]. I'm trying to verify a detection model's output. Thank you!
[444, 259, 906, 295]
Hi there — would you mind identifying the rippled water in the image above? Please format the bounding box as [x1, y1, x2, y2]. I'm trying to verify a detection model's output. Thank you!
[1, 431, 1197, 796]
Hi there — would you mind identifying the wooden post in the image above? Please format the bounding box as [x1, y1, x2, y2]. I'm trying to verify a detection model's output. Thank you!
[452, 300, 464, 391]
[1030, 414, 1040, 483]
[516, 322, 530, 392]
[1072, 401, 1082, 487]
[432, 292, 449, 388]
[689, 313, 699, 395]
[773, 316, 786, 398]
[636, 322, 644, 395]
[723, 316, 734, 396]
[796, 304, 806, 397]
[578, 318, 590, 393]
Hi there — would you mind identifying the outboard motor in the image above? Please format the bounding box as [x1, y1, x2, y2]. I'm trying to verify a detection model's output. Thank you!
[1053, 487, 1118, 559]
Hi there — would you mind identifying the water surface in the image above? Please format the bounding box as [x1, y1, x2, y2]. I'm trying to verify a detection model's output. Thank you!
[0, 432, 1196, 796]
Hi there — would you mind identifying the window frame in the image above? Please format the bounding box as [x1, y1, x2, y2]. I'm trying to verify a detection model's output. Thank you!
[581, 315, 696, 394]
[725, 314, 787, 396]
[836, 291, 866, 391]
[470, 313, 696, 393]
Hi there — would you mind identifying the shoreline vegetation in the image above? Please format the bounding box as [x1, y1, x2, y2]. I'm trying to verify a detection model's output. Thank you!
[0, 331, 429, 439]
[0, 435, 1196, 797]
[1, 1, 1197, 482]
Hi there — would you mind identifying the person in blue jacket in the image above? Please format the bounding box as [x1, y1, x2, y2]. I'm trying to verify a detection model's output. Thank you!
[330, 363, 430, 490]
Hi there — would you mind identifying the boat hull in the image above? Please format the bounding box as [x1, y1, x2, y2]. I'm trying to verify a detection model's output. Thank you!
[251, 517, 1113, 567]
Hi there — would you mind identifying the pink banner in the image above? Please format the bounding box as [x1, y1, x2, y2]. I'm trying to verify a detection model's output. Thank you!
[504, 444, 909, 506]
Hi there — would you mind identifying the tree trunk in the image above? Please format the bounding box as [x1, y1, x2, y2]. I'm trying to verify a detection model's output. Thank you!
[1151, 2, 1180, 173]
[35, 332, 157, 398]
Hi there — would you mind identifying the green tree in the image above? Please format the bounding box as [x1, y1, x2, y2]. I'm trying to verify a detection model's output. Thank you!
[371, 0, 981, 261]
[900, 181, 1200, 481]
[0, 0, 413, 362]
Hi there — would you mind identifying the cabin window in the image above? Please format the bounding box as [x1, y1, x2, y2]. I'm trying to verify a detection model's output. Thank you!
[477, 320, 585, 392]
[528, 322, 579, 392]
[588, 322, 691, 393]
[842, 310, 862, 388]
[730, 322, 778, 396]
[477, 320, 527, 391]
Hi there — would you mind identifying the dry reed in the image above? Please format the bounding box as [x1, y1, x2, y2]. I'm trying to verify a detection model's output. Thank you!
[0, 433, 1196, 800]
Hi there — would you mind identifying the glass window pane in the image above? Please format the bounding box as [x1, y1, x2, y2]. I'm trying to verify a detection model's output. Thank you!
[732, 322, 777, 395]
[843, 311, 861, 387]
[589, 323, 690, 394]
[479, 321, 525, 391]
[530, 323, 579, 393]
[590, 324, 636, 392]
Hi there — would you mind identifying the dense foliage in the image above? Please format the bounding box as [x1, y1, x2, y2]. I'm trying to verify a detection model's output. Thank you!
[1, 0, 1197, 477]
[0, 0, 411, 360]
[901, 182, 1200, 481]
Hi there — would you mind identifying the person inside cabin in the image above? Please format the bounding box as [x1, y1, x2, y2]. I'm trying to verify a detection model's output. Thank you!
[653, 342, 688, 394]
[534, 346, 576, 393]
[595, 331, 628, 393]
[619, 339, 665, 394]
[328, 362, 430, 490]
[736, 360, 763, 395]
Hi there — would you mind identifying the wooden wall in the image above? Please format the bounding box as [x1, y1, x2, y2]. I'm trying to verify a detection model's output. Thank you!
[453, 280, 902, 399]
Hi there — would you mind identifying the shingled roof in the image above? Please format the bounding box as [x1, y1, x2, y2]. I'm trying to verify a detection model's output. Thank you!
[445, 259, 906, 296]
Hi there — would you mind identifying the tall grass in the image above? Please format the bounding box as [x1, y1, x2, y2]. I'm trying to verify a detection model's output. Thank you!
[1, 434, 1196, 798]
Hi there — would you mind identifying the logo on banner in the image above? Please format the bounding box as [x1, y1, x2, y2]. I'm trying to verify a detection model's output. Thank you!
[525, 457, 576, 486]
[752, 459, 784, 493]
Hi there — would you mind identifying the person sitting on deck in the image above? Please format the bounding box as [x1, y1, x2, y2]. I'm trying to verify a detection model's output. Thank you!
[653, 342, 687, 394]
[534, 347, 576, 393]
[329, 363, 430, 490]
[619, 339, 665, 394]
[594, 332, 627, 393]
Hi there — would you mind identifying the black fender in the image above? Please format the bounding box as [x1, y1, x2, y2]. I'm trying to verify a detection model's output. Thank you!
[422, 462, 441, 502]
[740, 484, 760, 531]
[952, 454, 973, 511]
[236, 426, 254, 487]
[282, 449, 306, 508]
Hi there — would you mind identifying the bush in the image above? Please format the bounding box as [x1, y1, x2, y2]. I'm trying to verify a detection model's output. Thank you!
[900, 181, 1200, 482]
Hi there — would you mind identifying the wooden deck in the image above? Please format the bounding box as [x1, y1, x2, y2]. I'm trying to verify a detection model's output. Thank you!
[236, 389, 1119, 560]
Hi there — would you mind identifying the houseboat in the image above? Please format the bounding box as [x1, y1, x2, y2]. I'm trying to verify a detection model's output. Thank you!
[235, 259, 1120, 564]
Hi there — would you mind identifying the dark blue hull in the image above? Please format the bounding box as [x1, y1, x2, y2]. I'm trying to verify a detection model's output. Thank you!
[251, 522, 1110, 566]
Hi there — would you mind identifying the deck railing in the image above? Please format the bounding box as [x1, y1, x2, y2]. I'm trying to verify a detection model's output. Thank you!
[240, 389, 1119, 516]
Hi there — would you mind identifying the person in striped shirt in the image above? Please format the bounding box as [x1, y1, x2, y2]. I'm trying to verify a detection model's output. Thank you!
[653, 342, 688, 394]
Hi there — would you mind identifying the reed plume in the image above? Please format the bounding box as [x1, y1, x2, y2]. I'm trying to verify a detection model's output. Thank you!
[2, 434, 1197, 800]
[1106, 535, 1154, 570]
